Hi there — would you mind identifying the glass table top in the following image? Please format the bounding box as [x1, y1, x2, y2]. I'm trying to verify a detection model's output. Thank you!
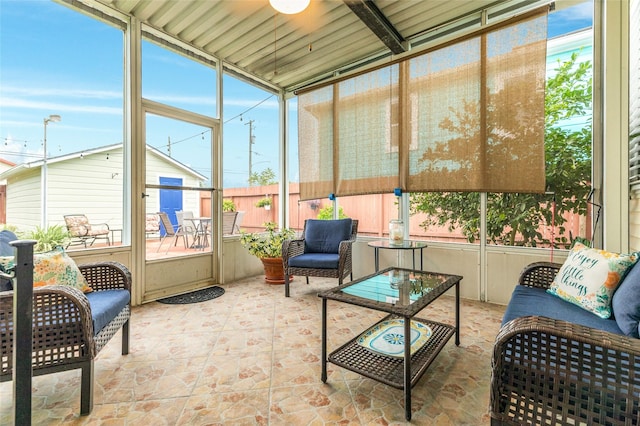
[338, 268, 451, 306]
[367, 240, 428, 250]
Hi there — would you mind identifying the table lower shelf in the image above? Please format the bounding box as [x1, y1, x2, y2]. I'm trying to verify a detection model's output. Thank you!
[328, 315, 455, 389]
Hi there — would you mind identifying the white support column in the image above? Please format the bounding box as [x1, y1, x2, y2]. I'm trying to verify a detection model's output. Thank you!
[279, 93, 288, 228]
[215, 60, 224, 283]
[600, 0, 630, 252]
[128, 16, 144, 306]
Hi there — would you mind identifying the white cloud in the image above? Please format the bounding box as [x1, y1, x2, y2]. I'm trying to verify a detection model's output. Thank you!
[224, 98, 279, 109]
[556, 2, 593, 21]
[0, 97, 121, 115]
[0, 134, 40, 165]
[1, 85, 121, 100]
[148, 93, 217, 105]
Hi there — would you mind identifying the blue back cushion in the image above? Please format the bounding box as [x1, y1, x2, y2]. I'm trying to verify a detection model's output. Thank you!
[0, 230, 17, 291]
[0, 230, 17, 256]
[612, 261, 640, 337]
[304, 219, 352, 254]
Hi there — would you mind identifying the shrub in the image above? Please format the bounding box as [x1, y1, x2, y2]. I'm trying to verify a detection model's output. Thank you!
[317, 205, 347, 220]
[24, 225, 71, 253]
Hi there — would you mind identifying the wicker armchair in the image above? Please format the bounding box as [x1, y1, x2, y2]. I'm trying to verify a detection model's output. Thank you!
[490, 262, 640, 425]
[282, 219, 358, 297]
[0, 255, 131, 417]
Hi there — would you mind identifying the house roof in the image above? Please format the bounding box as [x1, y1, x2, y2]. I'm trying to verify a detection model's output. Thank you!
[0, 143, 207, 181]
[0, 158, 16, 168]
[89, 0, 552, 94]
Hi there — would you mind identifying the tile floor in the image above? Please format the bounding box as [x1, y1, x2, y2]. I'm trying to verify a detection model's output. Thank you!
[1, 275, 506, 425]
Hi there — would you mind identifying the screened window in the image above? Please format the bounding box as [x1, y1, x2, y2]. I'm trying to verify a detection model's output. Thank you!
[142, 37, 217, 118]
[411, 3, 594, 247]
[298, 7, 549, 201]
[0, 2, 125, 250]
[222, 76, 280, 233]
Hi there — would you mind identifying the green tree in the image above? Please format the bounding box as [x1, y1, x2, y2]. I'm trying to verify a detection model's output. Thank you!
[248, 168, 277, 186]
[317, 205, 348, 220]
[410, 53, 592, 247]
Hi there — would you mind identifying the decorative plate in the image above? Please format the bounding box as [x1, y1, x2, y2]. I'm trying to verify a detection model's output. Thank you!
[357, 318, 432, 358]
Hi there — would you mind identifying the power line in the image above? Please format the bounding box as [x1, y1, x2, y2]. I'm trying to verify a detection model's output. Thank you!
[224, 94, 275, 123]
[3, 94, 276, 156]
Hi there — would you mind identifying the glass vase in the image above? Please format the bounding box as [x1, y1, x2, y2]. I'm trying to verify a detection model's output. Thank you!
[389, 219, 404, 245]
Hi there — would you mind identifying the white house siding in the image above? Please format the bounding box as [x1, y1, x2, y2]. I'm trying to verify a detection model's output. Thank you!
[47, 150, 125, 231]
[2, 145, 205, 234]
[5, 168, 41, 230]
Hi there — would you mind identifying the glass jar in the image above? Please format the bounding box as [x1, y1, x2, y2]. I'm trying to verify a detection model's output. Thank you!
[389, 219, 404, 245]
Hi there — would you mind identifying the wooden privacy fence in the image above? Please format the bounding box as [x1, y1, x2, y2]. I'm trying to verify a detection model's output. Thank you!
[206, 183, 587, 246]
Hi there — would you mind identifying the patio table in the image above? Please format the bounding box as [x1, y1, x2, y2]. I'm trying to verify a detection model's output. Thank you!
[319, 267, 462, 421]
[368, 239, 428, 271]
[186, 217, 211, 249]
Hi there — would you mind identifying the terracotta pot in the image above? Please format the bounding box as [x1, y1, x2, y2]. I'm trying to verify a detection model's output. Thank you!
[260, 257, 290, 285]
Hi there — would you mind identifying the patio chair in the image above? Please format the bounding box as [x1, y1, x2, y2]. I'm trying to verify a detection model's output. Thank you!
[156, 212, 189, 253]
[282, 218, 358, 297]
[223, 211, 238, 235]
[233, 211, 245, 234]
[63, 214, 110, 248]
[145, 213, 160, 239]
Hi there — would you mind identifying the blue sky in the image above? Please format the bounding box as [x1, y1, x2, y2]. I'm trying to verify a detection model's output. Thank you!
[0, 0, 592, 188]
[0, 0, 286, 188]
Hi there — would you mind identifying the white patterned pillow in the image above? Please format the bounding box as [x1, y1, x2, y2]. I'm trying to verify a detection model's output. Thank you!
[33, 247, 93, 293]
[547, 242, 639, 318]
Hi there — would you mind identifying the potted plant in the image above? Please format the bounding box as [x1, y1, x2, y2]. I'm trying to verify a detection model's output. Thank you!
[255, 197, 272, 210]
[223, 199, 236, 212]
[240, 222, 295, 284]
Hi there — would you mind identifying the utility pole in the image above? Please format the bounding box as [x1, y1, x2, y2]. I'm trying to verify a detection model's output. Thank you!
[245, 119, 255, 185]
[167, 136, 171, 157]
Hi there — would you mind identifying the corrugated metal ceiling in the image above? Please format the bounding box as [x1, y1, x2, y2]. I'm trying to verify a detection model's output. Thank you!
[94, 0, 542, 93]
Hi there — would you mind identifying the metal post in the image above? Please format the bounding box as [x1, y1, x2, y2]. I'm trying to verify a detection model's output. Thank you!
[41, 119, 48, 229]
[41, 114, 60, 229]
[321, 298, 328, 383]
[246, 119, 255, 184]
[11, 239, 37, 426]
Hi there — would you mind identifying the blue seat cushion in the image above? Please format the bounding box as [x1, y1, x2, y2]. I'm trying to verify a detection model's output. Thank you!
[304, 219, 352, 254]
[612, 261, 640, 337]
[502, 285, 624, 335]
[85, 289, 130, 334]
[289, 253, 340, 269]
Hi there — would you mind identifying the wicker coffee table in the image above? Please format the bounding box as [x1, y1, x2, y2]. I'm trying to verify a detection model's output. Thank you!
[318, 267, 462, 421]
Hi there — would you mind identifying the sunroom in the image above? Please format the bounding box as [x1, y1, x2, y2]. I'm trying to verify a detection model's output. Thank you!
[1, 0, 638, 423]
[2, 0, 628, 304]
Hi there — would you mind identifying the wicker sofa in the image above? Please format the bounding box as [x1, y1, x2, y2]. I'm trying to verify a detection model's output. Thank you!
[0, 240, 131, 417]
[490, 261, 640, 425]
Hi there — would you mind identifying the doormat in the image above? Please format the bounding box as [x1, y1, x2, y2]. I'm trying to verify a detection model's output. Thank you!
[157, 286, 225, 304]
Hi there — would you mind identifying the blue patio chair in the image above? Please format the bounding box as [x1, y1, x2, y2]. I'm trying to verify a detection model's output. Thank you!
[282, 218, 358, 297]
